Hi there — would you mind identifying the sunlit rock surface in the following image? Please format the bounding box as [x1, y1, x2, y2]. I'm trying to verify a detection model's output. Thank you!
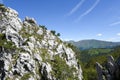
[0, 4, 82, 80]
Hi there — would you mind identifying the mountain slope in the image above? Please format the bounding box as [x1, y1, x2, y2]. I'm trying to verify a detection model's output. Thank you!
[68, 39, 120, 50]
[0, 4, 82, 80]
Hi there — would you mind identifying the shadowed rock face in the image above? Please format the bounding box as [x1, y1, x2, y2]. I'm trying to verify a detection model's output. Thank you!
[0, 4, 82, 80]
[96, 56, 120, 80]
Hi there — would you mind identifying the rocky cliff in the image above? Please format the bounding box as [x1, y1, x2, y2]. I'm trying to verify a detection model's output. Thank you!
[96, 56, 120, 80]
[0, 4, 82, 80]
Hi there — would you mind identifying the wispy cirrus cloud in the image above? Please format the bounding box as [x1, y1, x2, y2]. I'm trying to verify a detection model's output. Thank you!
[109, 21, 120, 26]
[97, 33, 102, 36]
[76, 0, 100, 21]
[117, 33, 120, 36]
[67, 0, 85, 16]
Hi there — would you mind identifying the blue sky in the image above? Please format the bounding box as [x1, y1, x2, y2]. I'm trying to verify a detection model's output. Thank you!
[1, 0, 120, 42]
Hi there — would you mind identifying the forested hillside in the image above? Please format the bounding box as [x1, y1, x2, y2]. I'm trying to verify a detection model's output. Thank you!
[68, 42, 120, 80]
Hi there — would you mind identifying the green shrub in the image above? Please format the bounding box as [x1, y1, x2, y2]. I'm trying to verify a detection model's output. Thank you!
[0, 33, 16, 49]
[20, 73, 31, 80]
[83, 68, 97, 80]
[39, 25, 47, 30]
[51, 55, 78, 80]
[40, 48, 50, 62]
[51, 30, 56, 35]
[57, 33, 60, 36]
[0, 4, 4, 6]
[0, 4, 7, 12]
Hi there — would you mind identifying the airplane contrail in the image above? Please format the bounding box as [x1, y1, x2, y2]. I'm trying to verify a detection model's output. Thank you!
[110, 21, 120, 26]
[76, 0, 100, 21]
[67, 0, 85, 16]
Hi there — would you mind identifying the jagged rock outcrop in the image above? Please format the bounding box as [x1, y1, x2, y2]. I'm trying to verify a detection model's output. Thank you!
[96, 56, 120, 80]
[0, 4, 82, 80]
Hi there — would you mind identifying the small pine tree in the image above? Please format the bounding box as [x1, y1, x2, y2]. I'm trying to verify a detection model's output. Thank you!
[0, 4, 4, 6]
[51, 30, 56, 35]
[57, 33, 60, 36]
[39, 25, 47, 30]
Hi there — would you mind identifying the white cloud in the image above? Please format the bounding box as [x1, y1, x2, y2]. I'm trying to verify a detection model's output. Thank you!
[110, 21, 120, 26]
[117, 33, 120, 36]
[97, 33, 102, 36]
[76, 0, 100, 21]
[67, 0, 85, 16]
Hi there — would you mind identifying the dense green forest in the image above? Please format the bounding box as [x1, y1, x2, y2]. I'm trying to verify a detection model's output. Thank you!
[67, 42, 120, 80]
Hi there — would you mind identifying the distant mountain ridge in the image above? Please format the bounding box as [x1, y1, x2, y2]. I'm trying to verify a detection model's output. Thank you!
[67, 39, 120, 50]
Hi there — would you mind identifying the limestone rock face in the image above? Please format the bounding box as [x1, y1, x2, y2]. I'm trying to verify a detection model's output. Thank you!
[96, 56, 120, 80]
[0, 4, 82, 80]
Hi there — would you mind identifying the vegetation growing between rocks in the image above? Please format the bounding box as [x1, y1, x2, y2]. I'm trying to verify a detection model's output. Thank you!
[0, 5, 82, 80]
[51, 55, 78, 80]
[40, 48, 50, 62]
[0, 4, 7, 12]
[0, 33, 16, 49]
[51, 30, 61, 37]
[20, 73, 31, 80]
[39, 25, 47, 30]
